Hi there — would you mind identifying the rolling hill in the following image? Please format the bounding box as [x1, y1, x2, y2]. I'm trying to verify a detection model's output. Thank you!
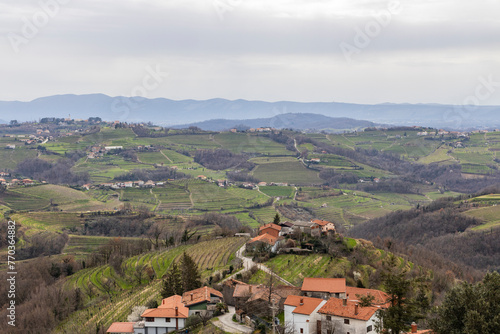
[2, 94, 500, 129]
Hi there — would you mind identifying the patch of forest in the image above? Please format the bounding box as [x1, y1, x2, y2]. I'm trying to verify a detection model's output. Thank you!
[348, 196, 500, 273]
[194, 149, 255, 171]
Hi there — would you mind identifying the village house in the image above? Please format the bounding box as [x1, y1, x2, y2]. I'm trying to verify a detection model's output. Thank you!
[233, 283, 301, 318]
[247, 223, 283, 253]
[311, 219, 336, 235]
[107, 295, 189, 334]
[301, 278, 346, 299]
[284, 295, 326, 334]
[246, 233, 281, 253]
[318, 297, 379, 334]
[259, 223, 282, 238]
[291, 220, 314, 234]
[181, 286, 223, 316]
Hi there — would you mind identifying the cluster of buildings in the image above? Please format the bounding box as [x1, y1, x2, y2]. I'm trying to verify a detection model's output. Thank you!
[246, 219, 336, 253]
[107, 286, 224, 334]
[92, 180, 164, 190]
[87, 145, 125, 159]
[0, 175, 34, 186]
[3, 133, 50, 147]
[223, 277, 431, 334]
[107, 277, 431, 334]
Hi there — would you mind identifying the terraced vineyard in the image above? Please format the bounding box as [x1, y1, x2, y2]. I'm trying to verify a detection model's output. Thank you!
[61, 237, 245, 332]
[66, 237, 245, 296]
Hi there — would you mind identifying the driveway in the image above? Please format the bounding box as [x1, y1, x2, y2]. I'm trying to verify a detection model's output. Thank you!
[228, 244, 294, 286]
[213, 306, 253, 334]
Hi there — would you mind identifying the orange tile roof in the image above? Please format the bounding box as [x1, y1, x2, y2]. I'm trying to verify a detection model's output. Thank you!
[284, 295, 325, 315]
[346, 287, 390, 308]
[182, 286, 223, 306]
[259, 223, 282, 231]
[247, 289, 281, 304]
[233, 284, 266, 298]
[318, 298, 379, 321]
[311, 219, 332, 226]
[247, 233, 278, 246]
[301, 278, 346, 294]
[146, 295, 189, 318]
[106, 322, 135, 333]
[223, 278, 246, 288]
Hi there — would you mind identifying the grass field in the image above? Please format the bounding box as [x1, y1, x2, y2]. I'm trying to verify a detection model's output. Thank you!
[214, 132, 293, 156]
[465, 205, 500, 231]
[258, 186, 294, 198]
[252, 158, 322, 185]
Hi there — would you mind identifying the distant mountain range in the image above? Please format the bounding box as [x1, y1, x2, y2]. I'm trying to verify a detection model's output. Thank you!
[172, 113, 378, 132]
[1, 94, 500, 129]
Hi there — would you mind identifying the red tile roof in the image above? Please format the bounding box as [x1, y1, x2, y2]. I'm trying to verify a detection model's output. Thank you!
[311, 219, 332, 226]
[247, 289, 281, 304]
[318, 298, 379, 321]
[233, 284, 266, 298]
[301, 278, 346, 294]
[284, 295, 325, 315]
[247, 233, 278, 246]
[259, 223, 282, 231]
[145, 295, 189, 318]
[106, 322, 135, 333]
[182, 286, 223, 306]
[346, 286, 390, 308]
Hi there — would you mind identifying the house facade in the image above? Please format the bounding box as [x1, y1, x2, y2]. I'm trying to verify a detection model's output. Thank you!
[181, 286, 223, 316]
[318, 298, 379, 334]
[107, 295, 189, 334]
[284, 295, 327, 334]
[301, 278, 347, 299]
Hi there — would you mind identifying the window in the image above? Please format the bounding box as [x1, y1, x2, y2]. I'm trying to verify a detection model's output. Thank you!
[367, 325, 373, 332]
[165, 318, 170, 322]
[344, 319, 350, 325]
[146, 317, 154, 322]
[326, 316, 331, 321]
[300, 329, 303, 333]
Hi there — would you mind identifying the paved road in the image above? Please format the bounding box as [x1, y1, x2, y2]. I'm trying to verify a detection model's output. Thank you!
[213, 306, 253, 334]
[227, 244, 294, 286]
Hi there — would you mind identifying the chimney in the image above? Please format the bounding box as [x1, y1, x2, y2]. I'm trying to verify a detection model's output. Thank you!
[175, 307, 178, 317]
[190, 293, 193, 301]
[300, 298, 304, 306]
[249, 286, 252, 294]
[343, 298, 347, 306]
[411, 322, 417, 333]
[354, 303, 359, 315]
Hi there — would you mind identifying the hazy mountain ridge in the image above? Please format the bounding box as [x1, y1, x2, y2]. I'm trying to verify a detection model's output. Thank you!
[172, 113, 379, 132]
[1, 94, 499, 129]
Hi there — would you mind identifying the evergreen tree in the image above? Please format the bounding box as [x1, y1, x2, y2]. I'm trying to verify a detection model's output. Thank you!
[366, 255, 430, 334]
[181, 252, 201, 292]
[430, 272, 500, 334]
[160, 262, 182, 298]
[273, 213, 280, 225]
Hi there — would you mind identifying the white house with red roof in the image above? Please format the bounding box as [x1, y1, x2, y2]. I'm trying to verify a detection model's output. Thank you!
[318, 297, 380, 334]
[310, 219, 336, 235]
[301, 278, 347, 299]
[107, 295, 189, 334]
[284, 295, 327, 334]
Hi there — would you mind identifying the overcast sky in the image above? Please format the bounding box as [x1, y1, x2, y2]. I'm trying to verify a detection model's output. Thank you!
[1, 0, 499, 105]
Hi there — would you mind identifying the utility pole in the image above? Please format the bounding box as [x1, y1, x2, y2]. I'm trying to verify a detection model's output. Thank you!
[271, 299, 279, 334]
